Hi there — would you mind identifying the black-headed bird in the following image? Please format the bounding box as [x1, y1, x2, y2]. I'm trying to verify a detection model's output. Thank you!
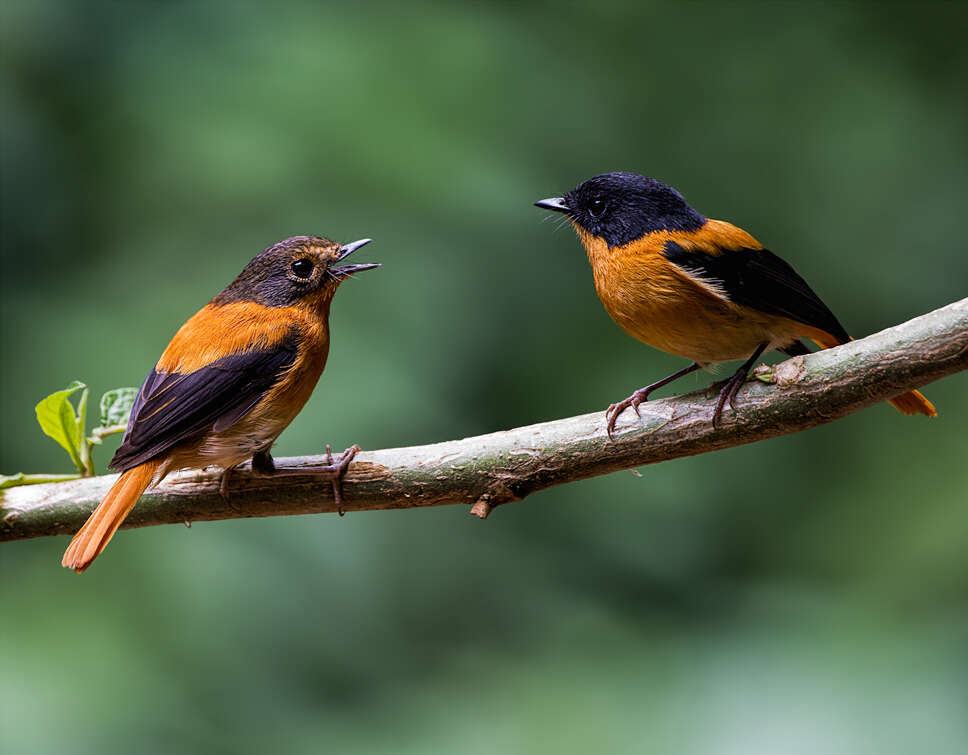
[536, 172, 935, 436]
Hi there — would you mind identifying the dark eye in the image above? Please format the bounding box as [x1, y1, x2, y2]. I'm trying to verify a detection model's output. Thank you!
[290, 258, 314, 278]
[588, 198, 607, 217]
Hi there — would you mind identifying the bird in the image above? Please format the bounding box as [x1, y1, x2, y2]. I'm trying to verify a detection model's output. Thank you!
[535, 171, 936, 436]
[62, 235, 379, 573]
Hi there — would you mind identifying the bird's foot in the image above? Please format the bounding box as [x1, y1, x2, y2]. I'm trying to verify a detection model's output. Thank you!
[269, 444, 360, 516]
[323, 444, 359, 516]
[603, 363, 703, 440]
[605, 387, 653, 439]
[219, 465, 244, 512]
[710, 368, 750, 428]
[708, 344, 768, 428]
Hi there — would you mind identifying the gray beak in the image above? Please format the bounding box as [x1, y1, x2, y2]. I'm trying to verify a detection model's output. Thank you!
[332, 238, 379, 277]
[337, 238, 374, 260]
[534, 197, 571, 213]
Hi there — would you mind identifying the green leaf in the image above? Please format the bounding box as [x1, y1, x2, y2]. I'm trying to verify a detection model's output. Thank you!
[99, 387, 138, 427]
[35, 381, 87, 473]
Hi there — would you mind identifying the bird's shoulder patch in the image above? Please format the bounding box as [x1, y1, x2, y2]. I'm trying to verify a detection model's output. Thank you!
[157, 301, 313, 374]
[674, 219, 764, 256]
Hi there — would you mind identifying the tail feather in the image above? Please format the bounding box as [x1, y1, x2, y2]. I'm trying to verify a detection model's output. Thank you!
[887, 390, 937, 417]
[804, 330, 937, 418]
[62, 461, 159, 573]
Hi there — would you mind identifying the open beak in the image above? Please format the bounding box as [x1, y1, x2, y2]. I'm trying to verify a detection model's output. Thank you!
[534, 197, 571, 214]
[332, 238, 380, 277]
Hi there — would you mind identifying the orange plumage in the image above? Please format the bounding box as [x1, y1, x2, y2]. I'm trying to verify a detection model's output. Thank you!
[62, 235, 378, 573]
[537, 172, 935, 433]
[62, 462, 160, 572]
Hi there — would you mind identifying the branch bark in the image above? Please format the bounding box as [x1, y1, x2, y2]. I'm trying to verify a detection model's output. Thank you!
[3, 299, 966, 542]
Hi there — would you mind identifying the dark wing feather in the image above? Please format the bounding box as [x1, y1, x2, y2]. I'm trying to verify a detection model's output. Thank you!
[663, 242, 850, 343]
[109, 335, 299, 471]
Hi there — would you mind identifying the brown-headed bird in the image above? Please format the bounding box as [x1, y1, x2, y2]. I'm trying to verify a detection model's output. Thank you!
[62, 235, 378, 573]
[536, 172, 936, 436]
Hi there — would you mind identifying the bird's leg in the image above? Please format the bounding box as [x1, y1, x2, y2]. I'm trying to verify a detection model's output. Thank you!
[710, 343, 768, 428]
[779, 339, 811, 358]
[219, 466, 233, 500]
[219, 464, 245, 512]
[605, 362, 701, 439]
[325, 444, 357, 516]
[269, 444, 361, 516]
[221, 450, 275, 505]
[251, 448, 276, 475]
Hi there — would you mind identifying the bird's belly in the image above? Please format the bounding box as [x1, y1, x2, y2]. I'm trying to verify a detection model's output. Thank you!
[170, 342, 328, 473]
[598, 280, 780, 365]
[197, 356, 324, 467]
[195, 413, 293, 468]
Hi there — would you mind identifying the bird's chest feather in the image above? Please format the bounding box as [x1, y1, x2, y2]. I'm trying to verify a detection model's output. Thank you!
[581, 230, 773, 363]
[193, 318, 331, 468]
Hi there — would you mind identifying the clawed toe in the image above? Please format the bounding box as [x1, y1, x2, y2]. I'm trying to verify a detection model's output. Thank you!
[327, 443, 360, 471]
[711, 370, 750, 428]
[605, 400, 627, 439]
[605, 390, 649, 440]
[603, 364, 704, 440]
[712, 343, 768, 427]
[326, 444, 360, 516]
[630, 389, 648, 417]
[256, 444, 360, 515]
[219, 465, 244, 512]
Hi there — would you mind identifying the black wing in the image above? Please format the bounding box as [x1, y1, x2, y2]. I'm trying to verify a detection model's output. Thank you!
[663, 241, 850, 343]
[109, 335, 299, 471]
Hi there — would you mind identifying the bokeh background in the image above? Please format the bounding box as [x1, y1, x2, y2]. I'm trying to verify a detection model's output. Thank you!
[2, 2, 966, 753]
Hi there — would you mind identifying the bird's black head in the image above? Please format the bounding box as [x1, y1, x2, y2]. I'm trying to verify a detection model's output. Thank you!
[212, 235, 379, 308]
[535, 172, 704, 247]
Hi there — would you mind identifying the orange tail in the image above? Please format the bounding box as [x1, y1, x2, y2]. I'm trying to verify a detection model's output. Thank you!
[885, 389, 937, 417]
[62, 461, 160, 573]
[804, 330, 937, 418]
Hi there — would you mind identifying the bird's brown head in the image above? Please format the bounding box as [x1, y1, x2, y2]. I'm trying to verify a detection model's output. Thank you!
[213, 236, 378, 309]
[535, 172, 705, 248]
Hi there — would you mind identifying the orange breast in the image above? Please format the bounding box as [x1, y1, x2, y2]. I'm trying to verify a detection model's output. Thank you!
[161, 299, 332, 471]
[575, 221, 802, 364]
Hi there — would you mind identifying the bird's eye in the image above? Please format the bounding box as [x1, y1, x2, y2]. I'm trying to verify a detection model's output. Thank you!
[290, 258, 315, 278]
[589, 198, 607, 217]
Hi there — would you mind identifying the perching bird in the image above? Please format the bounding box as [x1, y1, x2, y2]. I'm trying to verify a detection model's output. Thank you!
[535, 172, 936, 436]
[62, 235, 379, 572]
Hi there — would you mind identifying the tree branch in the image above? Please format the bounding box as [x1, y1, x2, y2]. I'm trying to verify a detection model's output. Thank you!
[3, 299, 966, 542]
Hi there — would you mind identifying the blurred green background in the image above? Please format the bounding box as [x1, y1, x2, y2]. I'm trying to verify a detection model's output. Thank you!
[2, 1, 966, 753]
